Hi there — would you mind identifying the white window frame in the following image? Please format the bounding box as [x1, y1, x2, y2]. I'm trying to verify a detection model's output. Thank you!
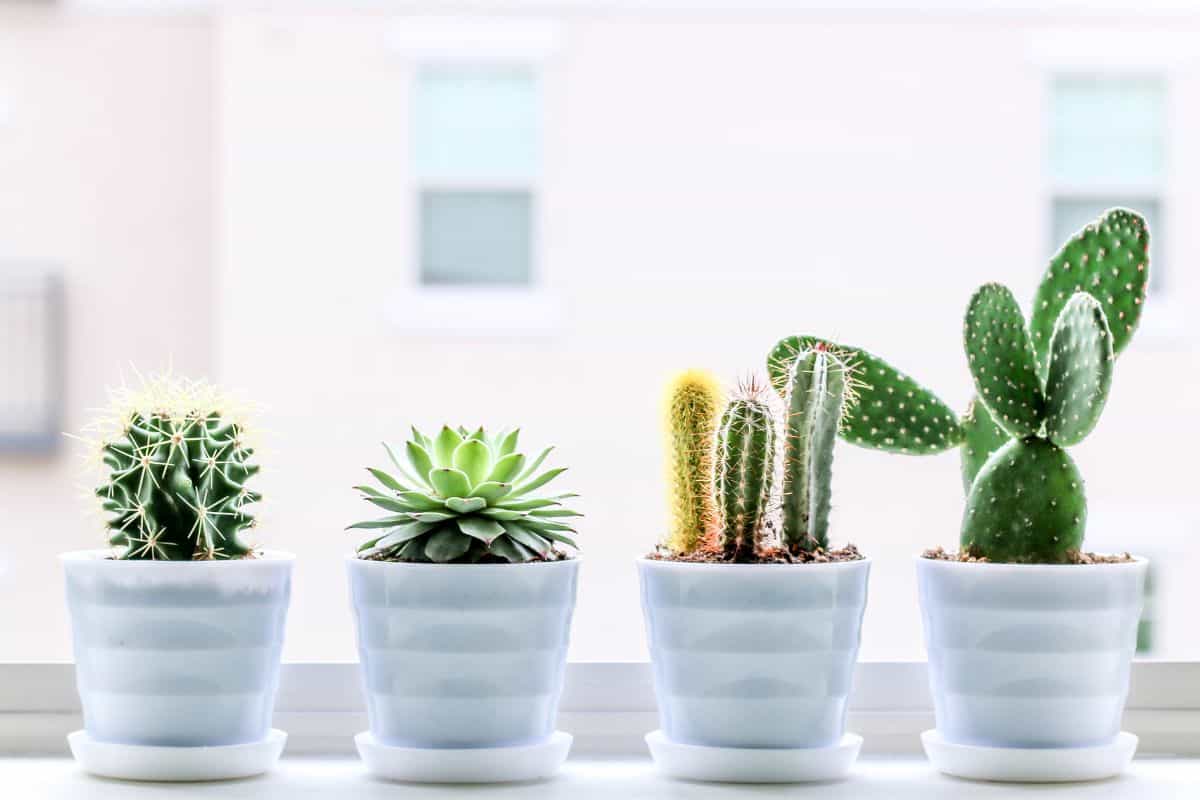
[386, 19, 564, 335]
[4, 661, 1200, 756]
[1029, 29, 1199, 344]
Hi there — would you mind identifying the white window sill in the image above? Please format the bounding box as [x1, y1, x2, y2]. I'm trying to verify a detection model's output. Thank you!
[4, 755, 1198, 798]
[388, 287, 564, 336]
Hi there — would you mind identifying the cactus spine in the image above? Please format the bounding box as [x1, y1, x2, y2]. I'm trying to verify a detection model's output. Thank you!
[89, 374, 260, 560]
[664, 370, 722, 554]
[715, 381, 775, 562]
[780, 347, 846, 553]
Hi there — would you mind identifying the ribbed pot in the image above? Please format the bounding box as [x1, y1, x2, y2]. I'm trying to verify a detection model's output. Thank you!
[62, 550, 293, 747]
[638, 558, 870, 749]
[916, 557, 1148, 748]
[347, 557, 579, 748]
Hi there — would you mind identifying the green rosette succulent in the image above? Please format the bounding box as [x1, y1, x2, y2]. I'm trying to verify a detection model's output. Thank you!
[350, 426, 581, 563]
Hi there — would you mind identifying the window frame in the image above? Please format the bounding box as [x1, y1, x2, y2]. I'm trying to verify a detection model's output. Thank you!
[387, 19, 563, 335]
[4, 661, 1200, 756]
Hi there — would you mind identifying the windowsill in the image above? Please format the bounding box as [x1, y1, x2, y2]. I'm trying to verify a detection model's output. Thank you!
[388, 287, 564, 336]
[5, 755, 1198, 797]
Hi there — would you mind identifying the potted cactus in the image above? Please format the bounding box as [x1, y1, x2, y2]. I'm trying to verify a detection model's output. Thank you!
[345, 426, 581, 783]
[769, 209, 1150, 782]
[62, 373, 291, 782]
[638, 361, 870, 783]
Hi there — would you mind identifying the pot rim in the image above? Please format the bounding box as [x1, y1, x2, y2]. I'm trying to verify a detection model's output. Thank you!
[60, 549, 295, 564]
[344, 553, 579, 569]
[914, 553, 1148, 571]
[636, 555, 871, 570]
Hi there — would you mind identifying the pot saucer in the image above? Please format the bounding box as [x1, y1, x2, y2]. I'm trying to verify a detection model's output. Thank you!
[645, 730, 862, 783]
[921, 729, 1138, 783]
[354, 730, 572, 783]
[67, 729, 287, 782]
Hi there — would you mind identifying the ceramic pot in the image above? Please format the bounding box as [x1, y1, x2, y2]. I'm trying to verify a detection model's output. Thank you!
[62, 550, 293, 747]
[638, 558, 870, 748]
[347, 557, 579, 748]
[916, 556, 1148, 748]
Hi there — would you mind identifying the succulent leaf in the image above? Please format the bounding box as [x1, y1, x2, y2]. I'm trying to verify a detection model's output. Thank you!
[963, 283, 1045, 437]
[351, 427, 579, 563]
[961, 437, 1085, 563]
[1030, 208, 1149, 375]
[1044, 292, 1114, 447]
[769, 335, 962, 454]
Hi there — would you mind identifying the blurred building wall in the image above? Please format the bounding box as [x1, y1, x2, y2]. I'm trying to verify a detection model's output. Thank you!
[2, 6, 1197, 661]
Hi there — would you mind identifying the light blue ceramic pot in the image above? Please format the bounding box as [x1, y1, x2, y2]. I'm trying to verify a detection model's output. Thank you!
[347, 557, 579, 748]
[62, 550, 293, 747]
[917, 557, 1148, 748]
[638, 558, 871, 749]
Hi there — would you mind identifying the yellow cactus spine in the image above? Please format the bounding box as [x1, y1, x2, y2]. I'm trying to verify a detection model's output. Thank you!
[663, 369, 722, 554]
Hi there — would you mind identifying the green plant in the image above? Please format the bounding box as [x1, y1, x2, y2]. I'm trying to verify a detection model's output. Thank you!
[778, 345, 848, 554]
[88, 374, 260, 560]
[768, 208, 1149, 563]
[664, 370, 722, 554]
[349, 426, 580, 563]
[714, 380, 776, 562]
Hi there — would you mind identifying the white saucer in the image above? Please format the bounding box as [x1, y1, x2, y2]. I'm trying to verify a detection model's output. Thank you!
[354, 730, 572, 783]
[67, 729, 287, 782]
[922, 729, 1138, 783]
[645, 730, 863, 783]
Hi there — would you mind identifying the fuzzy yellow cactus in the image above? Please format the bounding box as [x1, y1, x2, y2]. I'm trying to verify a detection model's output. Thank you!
[663, 369, 722, 554]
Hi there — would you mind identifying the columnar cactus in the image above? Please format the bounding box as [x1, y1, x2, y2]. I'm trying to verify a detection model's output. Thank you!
[714, 381, 776, 562]
[779, 346, 847, 553]
[664, 370, 722, 554]
[90, 374, 260, 560]
[769, 208, 1148, 562]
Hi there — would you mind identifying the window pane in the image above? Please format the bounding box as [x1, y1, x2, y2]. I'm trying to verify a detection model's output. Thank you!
[412, 66, 539, 181]
[1051, 197, 1162, 290]
[420, 191, 533, 286]
[1050, 77, 1165, 186]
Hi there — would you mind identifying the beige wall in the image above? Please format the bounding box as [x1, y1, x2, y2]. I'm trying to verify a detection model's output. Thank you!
[2, 6, 1197, 662]
[0, 8, 215, 658]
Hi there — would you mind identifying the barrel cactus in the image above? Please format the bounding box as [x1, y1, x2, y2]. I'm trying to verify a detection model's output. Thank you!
[714, 380, 776, 562]
[89, 373, 260, 560]
[769, 208, 1149, 563]
[349, 426, 580, 563]
[663, 370, 722, 555]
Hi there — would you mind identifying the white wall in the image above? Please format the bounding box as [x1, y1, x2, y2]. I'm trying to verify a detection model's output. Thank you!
[2, 6, 1197, 661]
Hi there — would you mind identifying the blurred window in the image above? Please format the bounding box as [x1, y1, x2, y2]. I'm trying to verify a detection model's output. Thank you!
[1048, 77, 1166, 291]
[413, 66, 539, 286]
[0, 268, 63, 453]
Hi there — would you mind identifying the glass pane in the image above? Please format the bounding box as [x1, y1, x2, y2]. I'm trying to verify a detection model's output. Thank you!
[412, 66, 539, 181]
[1050, 77, 1165, 186]
[1052, 197, 1162, 291]
[420, 190, 533, 286]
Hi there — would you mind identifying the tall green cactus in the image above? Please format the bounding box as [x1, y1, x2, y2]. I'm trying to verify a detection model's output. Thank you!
[663, 370, 722, 554]
[90, 375, 260, 560]
[779, 347, 846, 553]
[715, 382, 775, 562]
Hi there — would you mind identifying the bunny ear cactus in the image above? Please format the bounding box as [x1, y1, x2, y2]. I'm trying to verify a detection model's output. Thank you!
[961, 291, 1115, 562]
[350, 426, 581, 563]
[714, 380, 776, 562]
[778, 346, 847, 554]
[89, 373, 261, 560]
[664, 370, 722, 555]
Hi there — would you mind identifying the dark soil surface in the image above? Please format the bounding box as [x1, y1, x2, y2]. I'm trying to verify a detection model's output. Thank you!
[649, 542, 863, 564]
[922, 546, 1135, 565]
